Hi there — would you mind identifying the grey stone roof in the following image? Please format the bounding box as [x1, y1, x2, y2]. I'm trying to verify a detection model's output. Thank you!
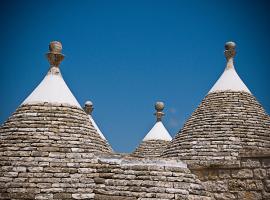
[132, 140, 170, 158]
[0, 106, 212, 199]
[0, 103, 112, 154]
[163, 91, 270, 162]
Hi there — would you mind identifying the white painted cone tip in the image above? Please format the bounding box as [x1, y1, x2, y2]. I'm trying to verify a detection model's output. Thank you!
[208, 66, 251, 94]
[209, 41, 251, 94]
[22, 73, 81, 108]
[143, 121, 172, 141]
[88, 115, 107, 140]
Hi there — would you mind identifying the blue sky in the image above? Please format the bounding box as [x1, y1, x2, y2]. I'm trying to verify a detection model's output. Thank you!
[0, 0, 270, 152]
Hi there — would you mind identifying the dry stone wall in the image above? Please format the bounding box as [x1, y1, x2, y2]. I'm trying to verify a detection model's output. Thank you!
[188, 152, 270, 200]
[94, 155, 213, 200]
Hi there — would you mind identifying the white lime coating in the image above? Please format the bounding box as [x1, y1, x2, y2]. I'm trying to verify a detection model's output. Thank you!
[143, 121, 172, 141]
[88, 115, 106, 140]
[209, 60, 251, 94]
[22, 73, 81, 108]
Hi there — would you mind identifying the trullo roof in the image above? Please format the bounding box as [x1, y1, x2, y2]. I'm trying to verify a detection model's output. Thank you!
[132, 102, 172, 157]
[163, 42, 270, 162]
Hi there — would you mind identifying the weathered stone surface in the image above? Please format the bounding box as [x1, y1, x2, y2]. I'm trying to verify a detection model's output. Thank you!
[93, 155, 212, 199]
[132, 140, 170, 158]
[231, 169, 253, 179]
[163, 92, 270, 161]
[0, 103, 112, 199]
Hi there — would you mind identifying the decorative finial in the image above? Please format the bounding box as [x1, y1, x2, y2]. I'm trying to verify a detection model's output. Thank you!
[46, 41, 65, 74]
[224, 41, 236, 65]
[154, 101, 165, 121]
[84, 100, 94, 115]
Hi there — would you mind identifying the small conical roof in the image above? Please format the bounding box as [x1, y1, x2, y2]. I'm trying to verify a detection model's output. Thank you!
[163, 42, 270, 162]
[132, 102, 172, 157]
[22, 41, 80, 107]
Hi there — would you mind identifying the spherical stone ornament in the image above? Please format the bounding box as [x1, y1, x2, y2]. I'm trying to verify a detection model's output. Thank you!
[155, 101, 164, 111]
[85, 101, 93, 107]
[84, 100, 94, 115]
[225, 41, 236, 50]
[224, 41, 236, 61]
[49, 41, 63, 54]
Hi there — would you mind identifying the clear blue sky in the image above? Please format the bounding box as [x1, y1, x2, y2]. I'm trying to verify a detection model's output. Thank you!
[0, 0, 269, 152]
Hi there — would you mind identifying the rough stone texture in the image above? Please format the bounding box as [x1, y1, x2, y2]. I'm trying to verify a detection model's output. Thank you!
[162, 91, 270, 200]
[163, 92, 270, 161]
[1, 90, 269, 199]
[132, 140, 170, 158]
[0, 103, 112, 199]
[189, 153, 270, 200]
[0, 103, 213, 199]
[94, 155, 213, 200]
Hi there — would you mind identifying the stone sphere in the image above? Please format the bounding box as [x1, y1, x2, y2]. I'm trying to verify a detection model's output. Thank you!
[225, 41, 236, 50]
[49, 41, 62, 53]
[155, 101, 164, 111]
[85, 101, 93, 107]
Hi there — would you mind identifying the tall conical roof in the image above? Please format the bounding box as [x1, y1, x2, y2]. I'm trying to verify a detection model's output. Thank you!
[132, 102, 172, 157]
[1, 41, 112, 154]
[0, 41, 113, 198]
[163, 42, 270, 162]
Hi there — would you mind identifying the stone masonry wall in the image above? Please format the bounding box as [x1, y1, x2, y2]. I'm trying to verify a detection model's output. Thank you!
[189, 153, 270, 200]
[93, 155, 213, 200]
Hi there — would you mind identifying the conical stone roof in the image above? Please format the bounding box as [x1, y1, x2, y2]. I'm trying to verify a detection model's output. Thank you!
[163, 42, 270, 162]
[0, 41, 112, 198]
[132, 102, 172, 157]
[5, 41, 112, 154]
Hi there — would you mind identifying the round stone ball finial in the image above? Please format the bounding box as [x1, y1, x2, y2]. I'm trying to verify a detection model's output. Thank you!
[85, 101, 93, 107]
[46, 41, 65, 70]
[225, 41, 236, 51]
[49, 41, 63, 54]
[155, 101, 165, 121]
[155, 101, 164, 112]
[224, 41, 236, 61]
[84, 100, 94, 115]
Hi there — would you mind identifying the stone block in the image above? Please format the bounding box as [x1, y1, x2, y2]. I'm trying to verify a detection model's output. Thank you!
[262, 158, 270, 168]
[231, 169, 253, 179]
[72, 193, 94, 199]
[53, 193, 72, 199]
[253, 168, 267, 179]
[236, 191, 262, 200]
[35, 193, 53, 200]
[218, 169, 231, 179]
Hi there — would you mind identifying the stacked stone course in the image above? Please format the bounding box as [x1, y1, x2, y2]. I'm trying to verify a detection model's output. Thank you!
[162, 91, 270, 200]
[189, 152, 270, 200]
[94, 155, 212, 200]
[163, 92, 270, 161]
[0, 103, 111, 199]
[132, 140, 170, 158]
